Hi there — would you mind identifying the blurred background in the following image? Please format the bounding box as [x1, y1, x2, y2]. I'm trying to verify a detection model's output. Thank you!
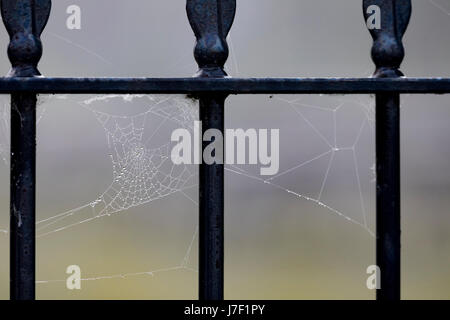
[0, 0, 449, 299]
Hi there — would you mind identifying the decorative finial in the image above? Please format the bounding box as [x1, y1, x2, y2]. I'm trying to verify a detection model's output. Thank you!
[1, 0, 52, 77]
[186, 0, 236, 77]
[363, 0, 411, 78]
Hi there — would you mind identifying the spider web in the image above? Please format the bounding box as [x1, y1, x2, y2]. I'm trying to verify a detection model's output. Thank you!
[225, 92, 375, 237]
[36, 94, 198, 238]
[28, 89, 376, 286]
[0, 75, 377, 285]
[14, 90, 373, 290]
[429, 0, 450, 15]
[0, 0, 447, 292]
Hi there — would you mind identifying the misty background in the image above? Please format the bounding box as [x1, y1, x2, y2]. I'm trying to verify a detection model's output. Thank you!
[0, 0, 449, 299]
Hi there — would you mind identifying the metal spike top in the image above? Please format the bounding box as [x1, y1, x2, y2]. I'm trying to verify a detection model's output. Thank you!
[363, 0, 412, 78]
[1, 0, 51, 77]
[186, 0, 236, 78]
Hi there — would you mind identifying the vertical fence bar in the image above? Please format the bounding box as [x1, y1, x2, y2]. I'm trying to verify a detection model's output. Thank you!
[187, 0, 236, 300]
[10, 92, 36, 300]
[1, 0, 51, 300]
[363, 0, 411, 300]
[198, 95, 225, 300]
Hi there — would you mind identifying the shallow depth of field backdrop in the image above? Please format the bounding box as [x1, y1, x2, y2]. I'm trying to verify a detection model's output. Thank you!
[0, 0, 449, 299]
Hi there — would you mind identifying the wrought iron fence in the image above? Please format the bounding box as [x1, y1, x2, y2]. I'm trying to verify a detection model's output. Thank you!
[1, 0, 450, 301]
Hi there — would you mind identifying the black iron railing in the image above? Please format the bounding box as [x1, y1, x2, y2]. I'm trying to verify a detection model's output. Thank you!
[1, 0, 449, 301]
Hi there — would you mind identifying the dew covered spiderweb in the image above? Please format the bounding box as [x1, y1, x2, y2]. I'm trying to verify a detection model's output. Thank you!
[0, 61, 377, 284]
[0, 90, 377, 284]
[225, 93, 376, 236]
[0, 0, 446, 293]
[35, 94, 198, 238]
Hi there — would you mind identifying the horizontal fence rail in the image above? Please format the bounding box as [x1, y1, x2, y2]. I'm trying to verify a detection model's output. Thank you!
[1, 78, 450, 94]
[1, 0, 448, 301]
